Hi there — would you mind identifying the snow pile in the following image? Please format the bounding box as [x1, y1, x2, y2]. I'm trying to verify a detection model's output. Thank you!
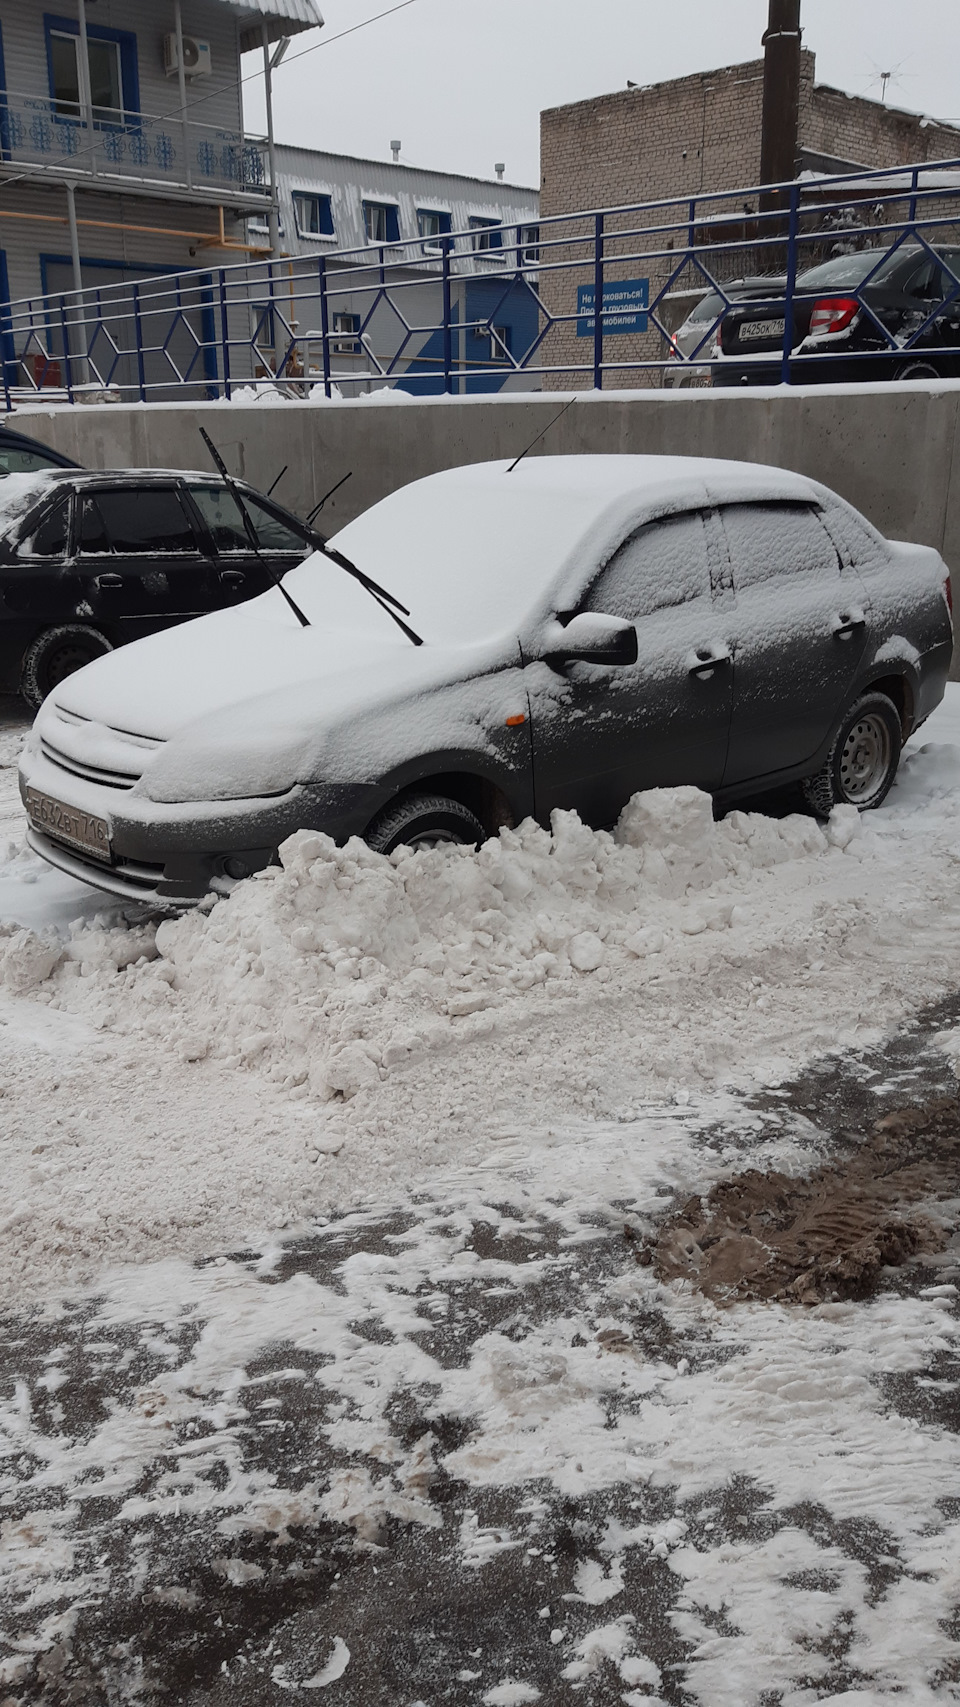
[44, 789, 836, 1102]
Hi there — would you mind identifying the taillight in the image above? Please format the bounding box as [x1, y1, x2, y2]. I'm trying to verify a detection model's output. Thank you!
[810, 296, 860, 336]
[945, 574, 954, 618]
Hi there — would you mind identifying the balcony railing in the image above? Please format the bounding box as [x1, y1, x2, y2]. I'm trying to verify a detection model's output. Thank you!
[0, 90, 268, 200]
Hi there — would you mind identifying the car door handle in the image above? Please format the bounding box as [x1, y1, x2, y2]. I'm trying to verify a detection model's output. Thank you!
[688, 644, 731, 680]
[95, 573, 123, 590]
[219, 569, 246, 586]
[832, 608, 866, 641]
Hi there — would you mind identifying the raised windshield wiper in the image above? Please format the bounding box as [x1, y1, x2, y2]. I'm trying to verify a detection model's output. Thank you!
[200, 428, 310, 629]
[200, 430, 422, 647]
[310, 533, 424, 647]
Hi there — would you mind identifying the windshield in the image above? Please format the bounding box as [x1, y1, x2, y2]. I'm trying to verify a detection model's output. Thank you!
[686, 292, 724, 324]
[297, 463, 653, 647]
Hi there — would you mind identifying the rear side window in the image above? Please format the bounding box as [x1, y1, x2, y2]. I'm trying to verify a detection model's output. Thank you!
[0, 445, 62, 474]
[188, 485, 308, 553]
[79, 489, 198, 554]
[720, 503, 839, 591]
[20, 496, 70, 558]
[583, 511, 710, 620]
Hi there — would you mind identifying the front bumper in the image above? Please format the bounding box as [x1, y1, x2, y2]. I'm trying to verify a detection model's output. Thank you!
[20, 744, 381, 905]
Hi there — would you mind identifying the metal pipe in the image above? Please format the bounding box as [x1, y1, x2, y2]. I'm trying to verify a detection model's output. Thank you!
[75, 0, 96, 151]
[173, 0, 193, 190]
[261, 23, 281, 256]
[0, 204, 268, 252]
[64, 181, 89, 385]
[760, 0, 802, 200]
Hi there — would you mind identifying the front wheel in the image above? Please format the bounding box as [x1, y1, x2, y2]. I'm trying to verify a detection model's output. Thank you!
[365, 792, 485, 855]
[801, 693, 902, 817]
[20, 624, 113, 711]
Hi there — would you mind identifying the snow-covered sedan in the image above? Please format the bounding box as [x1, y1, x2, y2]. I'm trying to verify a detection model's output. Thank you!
[19, 455, 954, 905]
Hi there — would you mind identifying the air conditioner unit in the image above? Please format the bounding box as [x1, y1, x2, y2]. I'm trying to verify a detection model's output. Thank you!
[163, 34, 212, 77]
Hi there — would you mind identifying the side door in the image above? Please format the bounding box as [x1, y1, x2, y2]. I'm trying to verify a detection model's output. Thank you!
[529, 508, 734, 829]
[184, 483, 313, 605]
[719, 500, 869, 788]
[75, 485, 216, 641]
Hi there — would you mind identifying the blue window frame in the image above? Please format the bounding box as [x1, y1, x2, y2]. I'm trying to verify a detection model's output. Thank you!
[44, 14, 140, 128]
[470, 217, 503, 254]
[292, 191, 334, 238]
[363, 201, 400, 244]
[417, 208, 452, 250]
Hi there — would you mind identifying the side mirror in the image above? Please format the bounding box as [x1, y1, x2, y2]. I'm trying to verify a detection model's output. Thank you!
[541, 611, 638, 667]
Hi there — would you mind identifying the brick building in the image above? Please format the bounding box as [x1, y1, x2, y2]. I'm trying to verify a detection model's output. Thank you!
[539, 48, 960, 386]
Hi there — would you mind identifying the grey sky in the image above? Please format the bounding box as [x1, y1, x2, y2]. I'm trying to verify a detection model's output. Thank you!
[242, 0, 960, 188]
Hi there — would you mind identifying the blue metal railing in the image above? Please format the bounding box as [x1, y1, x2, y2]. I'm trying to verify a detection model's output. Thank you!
[4, 155, 960, 406]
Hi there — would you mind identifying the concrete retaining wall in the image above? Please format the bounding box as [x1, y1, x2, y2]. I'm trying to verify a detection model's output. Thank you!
[15, 382, 960, 673]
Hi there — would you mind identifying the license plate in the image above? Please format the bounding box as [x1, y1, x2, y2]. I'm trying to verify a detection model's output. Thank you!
[739, 318, 786, 343]
[25, 789, 111, 863]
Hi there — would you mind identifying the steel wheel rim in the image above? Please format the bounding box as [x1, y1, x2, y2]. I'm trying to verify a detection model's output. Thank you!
[838, 713, 891, 805]
[405, 827, 466, 850]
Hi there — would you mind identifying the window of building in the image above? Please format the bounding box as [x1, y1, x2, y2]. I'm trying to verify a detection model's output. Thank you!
[470, 218, 503, 255]
[332, 313, 362, 354]
[520, 224, 540, 265]
[363, 201, 400, 244]
[292, 192, 334, 239]
[417, 208, 452, 251]
[490, 325, 511, 362]
[46, 17, 139, 127]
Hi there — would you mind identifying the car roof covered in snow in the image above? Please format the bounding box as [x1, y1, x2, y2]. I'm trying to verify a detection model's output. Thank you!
[321, 454, 828, 645]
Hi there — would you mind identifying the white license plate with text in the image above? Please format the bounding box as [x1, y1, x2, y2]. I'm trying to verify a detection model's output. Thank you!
[739, 318, 786, 343]
[25, 789, 111, 863]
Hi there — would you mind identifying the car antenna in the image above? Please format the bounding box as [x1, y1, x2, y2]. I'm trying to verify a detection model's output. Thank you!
[305, 470, 352, 525]
[506, 395, 578, 474]
[200, 428, 311, 629]
[266, 464, 288, 497]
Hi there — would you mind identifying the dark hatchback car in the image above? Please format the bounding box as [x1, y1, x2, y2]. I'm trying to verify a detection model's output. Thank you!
[715, 244, 960, 385]
[0, 469, 320, 707]
[0, 423, 79, 475]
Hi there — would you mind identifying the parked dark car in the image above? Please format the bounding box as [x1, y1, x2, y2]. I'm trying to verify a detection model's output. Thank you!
[19, 456, 954, 907]
[715, 244, 960, 385]
[0, 423, 79, 475]
[0, 468, 320, 708]
[663, 277, 786, 386]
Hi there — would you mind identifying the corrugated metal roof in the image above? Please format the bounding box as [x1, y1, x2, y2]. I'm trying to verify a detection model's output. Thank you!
[218, 0, 324, 51]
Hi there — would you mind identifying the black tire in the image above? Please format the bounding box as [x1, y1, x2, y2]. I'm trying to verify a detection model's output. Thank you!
[365, 792, 485, 855]
[801, 693, 902, 817]
[20, 625, 113, 711]
[893, 358, 942, 382]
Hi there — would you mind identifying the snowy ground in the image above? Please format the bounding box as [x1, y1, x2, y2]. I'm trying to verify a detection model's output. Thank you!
[2, 692, 960, 1703]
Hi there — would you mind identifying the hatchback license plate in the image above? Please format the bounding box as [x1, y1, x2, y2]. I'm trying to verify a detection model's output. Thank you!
[25, 789, 111, 863]
[739, 317, 786, 343]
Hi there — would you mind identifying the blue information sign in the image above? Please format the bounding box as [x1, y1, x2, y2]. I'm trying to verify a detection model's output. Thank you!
[577, 277, 650, 336]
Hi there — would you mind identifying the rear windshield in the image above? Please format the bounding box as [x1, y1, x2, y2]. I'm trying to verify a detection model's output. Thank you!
[686, 292, 725, 324]
[796, 249, 897, 291]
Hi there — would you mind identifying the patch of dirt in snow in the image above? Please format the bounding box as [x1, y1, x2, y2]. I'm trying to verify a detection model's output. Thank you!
[649, 1096, 960, 1304]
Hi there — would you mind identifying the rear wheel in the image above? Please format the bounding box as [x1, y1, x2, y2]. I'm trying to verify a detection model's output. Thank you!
[20, 625, 113, 711]
[893, 358, 942, 382]
[801, 693, 901, 817]
[365, 792, 485, 855]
